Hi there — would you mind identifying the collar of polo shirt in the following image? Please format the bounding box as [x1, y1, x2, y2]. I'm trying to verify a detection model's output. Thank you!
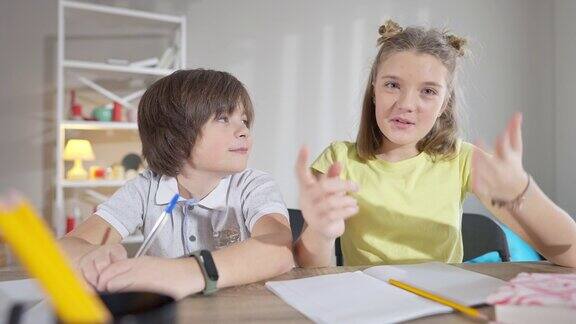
[155, 175, 231, 210]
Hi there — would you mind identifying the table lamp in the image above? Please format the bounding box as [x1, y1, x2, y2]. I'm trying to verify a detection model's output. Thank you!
[63, 139, 95, 180]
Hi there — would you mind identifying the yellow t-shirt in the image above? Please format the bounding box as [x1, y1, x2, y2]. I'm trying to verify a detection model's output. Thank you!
[311, 141, 473, 266]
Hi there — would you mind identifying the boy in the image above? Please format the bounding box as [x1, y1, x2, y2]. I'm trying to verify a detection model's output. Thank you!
[60, 69, 294, 299]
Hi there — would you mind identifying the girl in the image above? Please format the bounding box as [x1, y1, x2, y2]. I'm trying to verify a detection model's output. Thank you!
[294, 20, 576, 268]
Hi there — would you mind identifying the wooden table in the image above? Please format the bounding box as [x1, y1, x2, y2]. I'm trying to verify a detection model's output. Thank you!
[178, 262, 576, 323]
[2, 262, 575, 323]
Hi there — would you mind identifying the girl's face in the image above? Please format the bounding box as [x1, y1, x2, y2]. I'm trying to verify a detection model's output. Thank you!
[189, 105, 252, 175]
[373, 51, 450, 152]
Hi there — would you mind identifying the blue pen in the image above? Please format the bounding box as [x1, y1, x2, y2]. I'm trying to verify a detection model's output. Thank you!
[135, 194, 179, 257]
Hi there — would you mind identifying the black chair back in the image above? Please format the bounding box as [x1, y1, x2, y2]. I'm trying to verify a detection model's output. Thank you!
[462, 212, 510, 262]
[288, 208, 343, 265]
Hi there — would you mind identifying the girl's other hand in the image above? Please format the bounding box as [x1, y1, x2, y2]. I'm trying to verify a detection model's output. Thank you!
[295, 146, 359, 241]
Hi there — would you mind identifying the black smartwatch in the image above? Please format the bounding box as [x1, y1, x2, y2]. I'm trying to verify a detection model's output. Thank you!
[191, 250, 219, 295]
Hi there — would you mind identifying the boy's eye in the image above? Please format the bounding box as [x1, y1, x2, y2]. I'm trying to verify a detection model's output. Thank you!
[242, 119, 249, 126]
[422, 88, 438, 96]
[217, 116, 229, 123]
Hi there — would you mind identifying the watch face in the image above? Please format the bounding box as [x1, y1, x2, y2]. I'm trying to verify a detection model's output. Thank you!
[200, 250, 219, 281]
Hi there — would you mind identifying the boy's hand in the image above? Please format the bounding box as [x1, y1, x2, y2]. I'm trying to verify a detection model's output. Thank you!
[295, 146, 359, 241]
[96, 256, 204, 300]
[77, 243, 127, 289]
[472, 112, 528, 201]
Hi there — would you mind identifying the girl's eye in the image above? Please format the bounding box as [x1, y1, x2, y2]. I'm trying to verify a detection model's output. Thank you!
[217, 116, 229, 123]
[422, 88, 438, 96]
[384, 81, 399, 89]
[242, 119, 249, 126]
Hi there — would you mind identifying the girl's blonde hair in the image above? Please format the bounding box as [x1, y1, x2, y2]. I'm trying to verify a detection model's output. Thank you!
[356, 20, 467, 161]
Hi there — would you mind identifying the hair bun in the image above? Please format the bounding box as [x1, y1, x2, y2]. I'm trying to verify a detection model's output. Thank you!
[445, 34, 467, 57]
[377, 20, 403, 45]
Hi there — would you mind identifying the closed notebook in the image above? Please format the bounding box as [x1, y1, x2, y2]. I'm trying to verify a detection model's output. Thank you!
[487, 272, 576, 324]
[266, 262, 505, 324]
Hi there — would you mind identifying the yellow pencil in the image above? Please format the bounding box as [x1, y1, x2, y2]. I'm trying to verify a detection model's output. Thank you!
[0, 196, 109, 323]
[388, 279, 488, 321]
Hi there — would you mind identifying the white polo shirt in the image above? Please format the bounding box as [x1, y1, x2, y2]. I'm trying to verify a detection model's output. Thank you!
[96, 168, 289, 257]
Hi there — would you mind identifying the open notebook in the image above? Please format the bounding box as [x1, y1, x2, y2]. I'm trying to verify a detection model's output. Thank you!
[266, 262, 505, 324]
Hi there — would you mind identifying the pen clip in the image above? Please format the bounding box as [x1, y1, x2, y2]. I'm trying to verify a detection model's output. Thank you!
[134, 194, 179, 257]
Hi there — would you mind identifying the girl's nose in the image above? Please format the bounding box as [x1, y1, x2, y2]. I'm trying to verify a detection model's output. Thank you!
[396, 90, 417, 113]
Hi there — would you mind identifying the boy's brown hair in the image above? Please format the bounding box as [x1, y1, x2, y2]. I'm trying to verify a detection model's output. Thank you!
[138, 69, 254, 176]
[356, 20, 467, 161]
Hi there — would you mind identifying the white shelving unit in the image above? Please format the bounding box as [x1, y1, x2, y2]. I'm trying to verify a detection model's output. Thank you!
[63, 60, 175, 76]
[61, 180, 127, 188]
[55, 1, 186, 240]
[62, 121, 138, 131]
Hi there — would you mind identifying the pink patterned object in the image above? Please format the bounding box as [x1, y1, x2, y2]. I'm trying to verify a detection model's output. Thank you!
[487, 272, 576, 308]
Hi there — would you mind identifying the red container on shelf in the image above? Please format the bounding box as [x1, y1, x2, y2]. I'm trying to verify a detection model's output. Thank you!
[66, 216, 75, 233]
[112, 101, 123, 122]
[70, 90, 83, 120]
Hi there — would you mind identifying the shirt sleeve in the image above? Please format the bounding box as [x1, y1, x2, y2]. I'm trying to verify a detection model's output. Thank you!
[95, 171, 151, 238]
[459, 141, 474, 199]
[236, 169, 289, 233]
[311, 141, 344, 174]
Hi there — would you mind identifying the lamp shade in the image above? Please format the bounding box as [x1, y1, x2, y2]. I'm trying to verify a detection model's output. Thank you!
[63, 139, 95, 161]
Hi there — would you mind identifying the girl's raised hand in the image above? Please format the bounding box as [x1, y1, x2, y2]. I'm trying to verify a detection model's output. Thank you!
[295, 146, 359, 241]
[472, 112, 529, 203]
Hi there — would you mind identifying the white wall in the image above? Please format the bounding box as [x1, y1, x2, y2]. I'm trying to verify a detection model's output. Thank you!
[0, 0, 57, 218]
[555, 0, 576, 215]
[0, 0, 572, 220]
[175, 0, 558, 213]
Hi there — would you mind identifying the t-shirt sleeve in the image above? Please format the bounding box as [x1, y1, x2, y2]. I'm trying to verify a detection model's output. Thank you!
[311, 141, 346, 174]
[238, 170, 289, 232]
[459, 141, 474, 199]
[95, 172, 150, 238]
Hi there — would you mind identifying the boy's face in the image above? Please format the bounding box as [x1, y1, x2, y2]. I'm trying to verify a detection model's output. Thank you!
[372, 51, 449, 151]
[190, 105, 252, 175]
